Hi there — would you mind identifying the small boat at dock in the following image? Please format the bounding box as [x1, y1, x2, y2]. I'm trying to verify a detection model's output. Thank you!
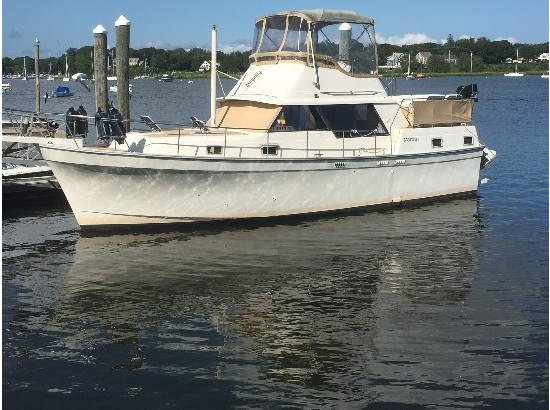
[51, 86, 74, 97]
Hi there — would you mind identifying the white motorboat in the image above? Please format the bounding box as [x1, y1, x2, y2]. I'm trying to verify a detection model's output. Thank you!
[159, 74, 173, 82]
[39, 9, 495, 229]
[109, 83, 134, 95]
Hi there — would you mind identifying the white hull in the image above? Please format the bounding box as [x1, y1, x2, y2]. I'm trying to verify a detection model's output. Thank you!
[40, 145, 483, 228]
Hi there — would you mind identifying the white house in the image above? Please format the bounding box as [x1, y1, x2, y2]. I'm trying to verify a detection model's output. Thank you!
[198, 60, 220, 72]
[385, 52, 405, 69]
[537, 53, 549, 61]
[415, 51, 432, 65]
[444, 54, 459, 64]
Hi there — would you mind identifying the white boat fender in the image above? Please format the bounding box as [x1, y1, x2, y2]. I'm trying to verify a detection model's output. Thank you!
[480, 147, 496, 169]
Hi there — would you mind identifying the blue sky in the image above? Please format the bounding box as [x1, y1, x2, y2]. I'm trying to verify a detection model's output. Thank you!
[2, 0, 548, 58]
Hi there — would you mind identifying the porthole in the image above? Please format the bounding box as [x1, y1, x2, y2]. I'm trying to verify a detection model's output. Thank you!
[432, 138, 443, 148]
[261, 145, 279, 155]
[463, 136, 474, 145]
[207, 145, 223, 154]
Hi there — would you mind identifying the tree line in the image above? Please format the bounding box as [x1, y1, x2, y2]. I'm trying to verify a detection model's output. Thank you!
[2, 37, 548, 77]
[378, 36, 549, 74]
[2, 46, 251, 78]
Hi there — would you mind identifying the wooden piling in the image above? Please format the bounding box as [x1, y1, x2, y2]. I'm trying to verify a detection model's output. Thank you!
[93, 25, 108, 113]
[115, 15, 130, 132]
[34, 40, 40, 113]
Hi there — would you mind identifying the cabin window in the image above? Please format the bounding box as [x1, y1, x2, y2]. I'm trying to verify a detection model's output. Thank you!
[252, 21, 264, 52]
[281, 17, 309, 52]
[271, 105, 327, 131]
[258, 17, 287, 52]
[315, 104, 388, 137]
[432, 138, 443, 148]
[313, 23, 377, 75]
[261, 145, 279, 155]
[463, 136, 474, 145]
[207, 145, 223, 155]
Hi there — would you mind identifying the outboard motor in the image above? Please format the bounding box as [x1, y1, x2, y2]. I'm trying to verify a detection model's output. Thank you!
[108, 105, 126, 144]
[95, 107, 111, 141]
[65, 107, 77, 137]
[76, 105, 88, 137]
[456, 84, 478, 101]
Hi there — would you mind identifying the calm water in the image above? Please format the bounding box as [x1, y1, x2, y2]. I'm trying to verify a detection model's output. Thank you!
[3, 75, 548, 409]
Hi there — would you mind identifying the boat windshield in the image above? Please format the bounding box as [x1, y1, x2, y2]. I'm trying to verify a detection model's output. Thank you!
[251, 14, 378, 76]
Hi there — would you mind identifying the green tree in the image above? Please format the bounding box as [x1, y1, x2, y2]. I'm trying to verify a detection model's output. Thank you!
[427, 54, 449, 73]
[447, 34, 455, 46]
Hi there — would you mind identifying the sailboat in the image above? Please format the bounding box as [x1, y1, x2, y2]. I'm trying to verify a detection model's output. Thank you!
[47, 54, 54, 80]
[134, 58, 149, 79]
[107, 49, 117, 81]
[22, 57, 28, 80]
[63, 54, 70, 81]
[504, 48, 524, 77]
[405, 53, 414, 79]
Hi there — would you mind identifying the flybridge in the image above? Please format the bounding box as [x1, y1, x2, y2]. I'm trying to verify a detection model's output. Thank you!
[249, 9, 379, 76]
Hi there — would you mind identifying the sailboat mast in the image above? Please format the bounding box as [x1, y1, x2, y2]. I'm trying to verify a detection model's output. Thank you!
[210, 25, 217, 127]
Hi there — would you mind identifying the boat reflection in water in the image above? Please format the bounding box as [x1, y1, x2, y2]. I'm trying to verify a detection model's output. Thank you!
[38, 196, 524, 406]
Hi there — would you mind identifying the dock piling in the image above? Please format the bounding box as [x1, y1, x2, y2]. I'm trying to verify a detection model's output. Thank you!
[115, 15, 131, 132]
[93, 25, 108, 115]
[34, 40, 40, 113]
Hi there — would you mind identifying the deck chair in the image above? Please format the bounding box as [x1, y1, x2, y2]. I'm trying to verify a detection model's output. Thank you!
[139, 115, 162, 132]
[190, 116, 209, 132]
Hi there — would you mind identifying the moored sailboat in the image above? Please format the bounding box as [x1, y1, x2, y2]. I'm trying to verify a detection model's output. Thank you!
[504, 48, 524, 77]
[405, 53, 414, 79]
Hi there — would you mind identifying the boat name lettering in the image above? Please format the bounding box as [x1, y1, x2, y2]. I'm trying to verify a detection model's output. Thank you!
[334, 162, 346, 168]
[395, 159, 406, 165]
[377, 160, 389, 166]
[245, 71, 263, 87]
[404, 137, 419, 142]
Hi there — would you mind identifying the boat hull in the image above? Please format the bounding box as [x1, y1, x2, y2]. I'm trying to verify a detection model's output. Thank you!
[40, 145, 484, 229]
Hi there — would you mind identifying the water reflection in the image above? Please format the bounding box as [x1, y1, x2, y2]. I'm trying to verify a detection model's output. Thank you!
[43, 198, 484, 394]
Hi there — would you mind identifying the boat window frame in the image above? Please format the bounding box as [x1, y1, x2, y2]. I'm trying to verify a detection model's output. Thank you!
[207, 145, 223, 155]
[261, 144, 280, 156]
[258, 16, 288, 53]
[315, 103, 389, 137]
